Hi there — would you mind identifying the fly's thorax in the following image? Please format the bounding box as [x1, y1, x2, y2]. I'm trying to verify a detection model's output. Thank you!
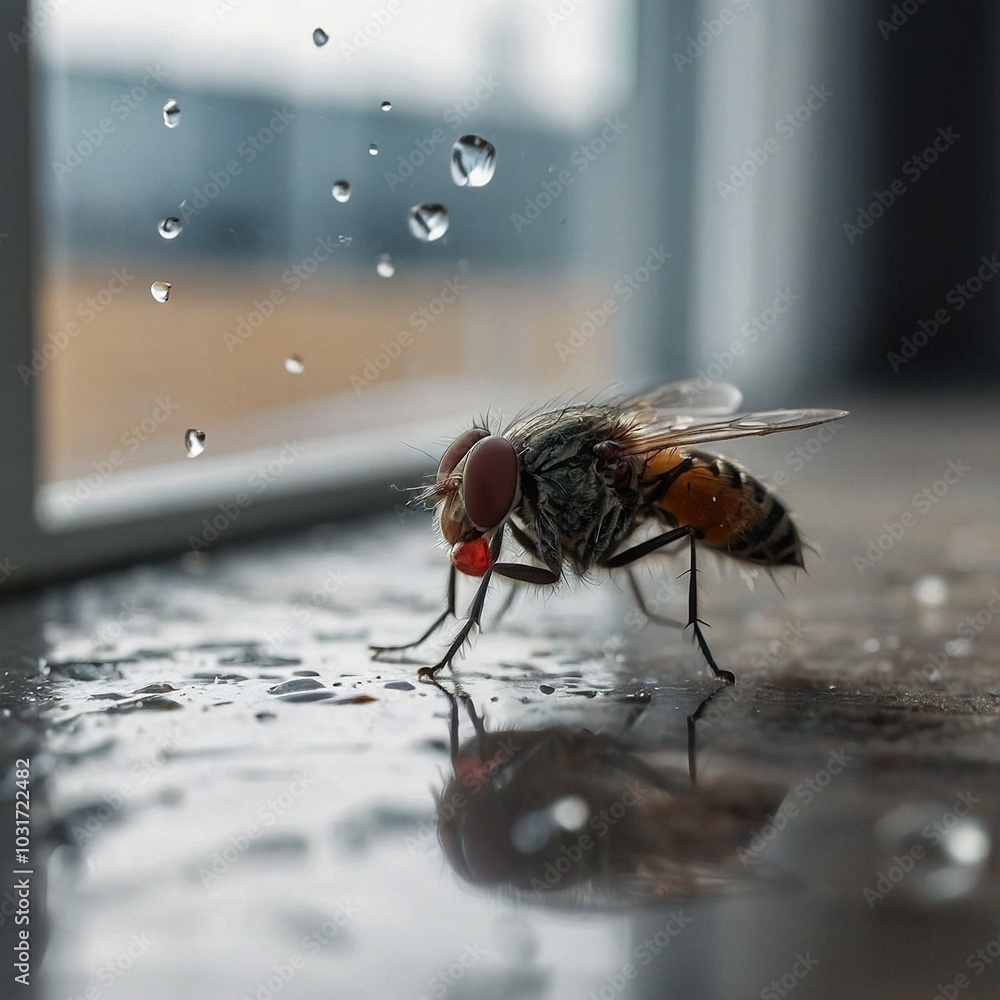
[642, 448, 803, 567]
[509, 410, 643, 573]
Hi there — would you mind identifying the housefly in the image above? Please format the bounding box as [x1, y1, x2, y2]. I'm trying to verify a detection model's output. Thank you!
[371, 378, 847, 683]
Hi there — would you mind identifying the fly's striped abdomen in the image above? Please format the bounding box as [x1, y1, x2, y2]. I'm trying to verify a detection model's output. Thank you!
[641, 448, 803, 567]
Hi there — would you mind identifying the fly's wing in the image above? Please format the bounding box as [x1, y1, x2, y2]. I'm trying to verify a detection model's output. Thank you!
[617, 379, 744, 419]
[618, 407, 849, 455]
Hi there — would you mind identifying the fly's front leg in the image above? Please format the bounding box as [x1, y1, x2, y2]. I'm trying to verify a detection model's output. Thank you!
[419, 534, 562, 680]
[370, 564, 457, 660]
[601, 526, 736, 685]
[489, 520, 544, 628]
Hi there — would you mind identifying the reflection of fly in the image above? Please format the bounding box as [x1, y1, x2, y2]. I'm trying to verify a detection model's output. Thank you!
[372, 378, 848, 683]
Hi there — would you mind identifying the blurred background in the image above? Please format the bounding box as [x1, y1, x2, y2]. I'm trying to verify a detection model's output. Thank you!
[18, 0, 998, 564]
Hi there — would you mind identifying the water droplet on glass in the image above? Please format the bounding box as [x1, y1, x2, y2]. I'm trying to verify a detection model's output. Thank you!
[331, 180, 351, 203]
[368, 143, 378, 156]
[450, 134, 497, 188]
[876, 801, 991, 903]
[375, 254, 394, 278]
[863, 637, 880, 653]
[913, 574, 949, 607]
[150, 280, 171, 303]
[408, 203, 449, 242]
[338, 235, 352, 246]
[162, 99, 181, 128]
[285, 355, 305, 374]
[158, 216, 183, 239]
[185, 429, 206, 458]
[313, 27, 329, 47]
[380, 100, 392, 112]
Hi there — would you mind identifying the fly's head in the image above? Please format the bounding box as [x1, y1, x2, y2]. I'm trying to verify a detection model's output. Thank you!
[429, 429, 521, 578]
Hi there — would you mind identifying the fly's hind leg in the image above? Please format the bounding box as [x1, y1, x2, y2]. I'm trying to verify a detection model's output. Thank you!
[625, 568, 685, 631]
[601, 526, 736, 685]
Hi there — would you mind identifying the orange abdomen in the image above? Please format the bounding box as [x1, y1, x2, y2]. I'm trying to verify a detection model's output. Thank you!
[641, 448, 802, 566]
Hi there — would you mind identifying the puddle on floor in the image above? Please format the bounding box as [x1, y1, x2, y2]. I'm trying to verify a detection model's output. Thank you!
[3, 505, 1000, 999]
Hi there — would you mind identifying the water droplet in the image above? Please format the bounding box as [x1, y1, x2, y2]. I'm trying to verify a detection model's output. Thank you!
[331, 180, 351, 203]
[150, 280, 171, 303]
[185, 429, 206, 458]
[285, 355, 304, 374]
[368, 143, 378, 156]
[408, 203, 449, 242]
[380, 100, 392, 112]
[162, 99, 181, 128]
[375, 254, 394, 278]
[863, 637, 880, 653]
[913, 574, 949, 607]
[451, 134, 497, 188]
[158, 216, 183, 239]
[313, 27, 329, 47]
[338, 235, 352, 246]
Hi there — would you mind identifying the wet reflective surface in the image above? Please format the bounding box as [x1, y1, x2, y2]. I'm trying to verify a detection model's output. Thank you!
[4, 398, 1000, 998]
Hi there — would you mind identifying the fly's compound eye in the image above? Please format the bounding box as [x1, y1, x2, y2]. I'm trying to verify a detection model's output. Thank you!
[436, 427, 491, 490]
[461, 435, 519, 531]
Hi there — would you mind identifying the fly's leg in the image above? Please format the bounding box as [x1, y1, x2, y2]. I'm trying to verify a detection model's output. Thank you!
[601, 526, 737, 685]
[370, 565, 457, 660]
[419, 529, 562, 680]
[625, 568, 685, 631]
[489, 520, 544, 628]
